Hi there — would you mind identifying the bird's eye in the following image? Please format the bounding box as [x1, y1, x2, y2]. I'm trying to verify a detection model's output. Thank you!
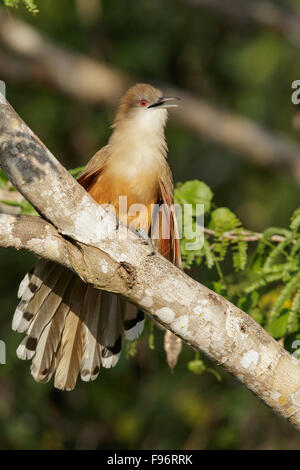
[138, 99, 149, 107]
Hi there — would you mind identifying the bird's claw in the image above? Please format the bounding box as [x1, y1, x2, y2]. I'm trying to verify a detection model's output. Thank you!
[135, 228, 156, 255]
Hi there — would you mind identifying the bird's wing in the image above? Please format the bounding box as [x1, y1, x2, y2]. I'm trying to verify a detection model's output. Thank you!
[154, 161, 183, 369]
[155, 161, 182, 269]
[77, 145, 110, 190]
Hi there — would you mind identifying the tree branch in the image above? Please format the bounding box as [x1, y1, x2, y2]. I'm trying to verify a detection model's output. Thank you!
[203, 227, 293, 244]
[1, 12, 300, 185]
[183, 0, 300, 51]
[1, 91, 300, 428]
[0, 213, 76, 268]
[0, 213, 127, 294]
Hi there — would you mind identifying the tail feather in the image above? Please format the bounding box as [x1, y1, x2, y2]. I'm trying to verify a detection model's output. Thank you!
[30, 281, 74, 383]
[100, 292, 123, 368]
[122, 301, 145, 340]
[13, 261, 59, 333]
[14, 262, 147, 390]
[17, 259, 48, 299]
[16, 269, 73, 360]
[54, 276, 86, 391]
[13, 261, 48, 332]
[26, 270, 73, 339]
[17, 271, 32, 300]
[80, 287, 102, 382]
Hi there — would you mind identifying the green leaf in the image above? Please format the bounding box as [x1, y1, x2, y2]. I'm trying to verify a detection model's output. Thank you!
[232, 240, 248, 271]
[249, 309, 264, 325]
[0, 169, 8, 188]
[267, 312, 289, 339]
[148, 322, 155, 350]
[0, 199, 37, 215]
[1, 0, 39, 14]
[22, 0, 38, 13]
[69, 166, 86, 179]
[251, 240, 269, 272]
[212, 281, 228, 298]
[0, 200, 21, 207]
[175, 180, 213, 214]
[209, 207, 241, 233]
[291, 239, 300, 257]
[291, 208, 300, 232]
[284, 333, 300, 356]
[203, 239, 214, 269]
[187, 359, 206, 375]
[264, 234, 294, 269]
[126, 341, 137, 358]
[20, 200, 37, 215]
[269, 273, 300, 321]
[238, 291, 259, 312]
[244, 272, 285, 294]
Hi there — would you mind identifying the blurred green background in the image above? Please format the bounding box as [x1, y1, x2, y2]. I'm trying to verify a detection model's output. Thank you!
[1, 0, 300, 450]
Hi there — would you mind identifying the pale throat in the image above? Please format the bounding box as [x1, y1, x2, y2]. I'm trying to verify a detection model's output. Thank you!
[89, 108, 168, 220]
[107, 109, 168, 182]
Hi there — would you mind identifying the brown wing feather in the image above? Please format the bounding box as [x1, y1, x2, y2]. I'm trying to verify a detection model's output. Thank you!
[77, 145, 110, 190]
[157, 161, 182, 268]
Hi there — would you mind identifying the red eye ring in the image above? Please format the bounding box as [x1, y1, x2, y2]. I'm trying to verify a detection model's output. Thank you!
[138, 99, 149, 107]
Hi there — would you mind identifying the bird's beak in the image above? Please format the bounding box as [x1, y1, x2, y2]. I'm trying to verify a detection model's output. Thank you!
[148, 96, 181, 109]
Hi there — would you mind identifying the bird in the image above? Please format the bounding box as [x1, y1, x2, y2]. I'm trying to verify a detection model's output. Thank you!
[13, 83, 182, 391]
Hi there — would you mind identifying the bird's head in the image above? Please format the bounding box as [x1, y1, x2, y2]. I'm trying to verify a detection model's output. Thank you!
[112, 83, 180, 132]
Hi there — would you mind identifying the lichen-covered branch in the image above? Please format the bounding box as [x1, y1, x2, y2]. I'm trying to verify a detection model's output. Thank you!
[0, 213, 132, 294]
[1, 93, 300, 429]
[0, 213, 75, 267]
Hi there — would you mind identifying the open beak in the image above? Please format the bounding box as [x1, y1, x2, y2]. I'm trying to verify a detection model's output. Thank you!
[148, 96, 180, 109]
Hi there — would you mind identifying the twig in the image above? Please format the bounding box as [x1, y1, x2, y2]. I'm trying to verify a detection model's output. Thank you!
[203, 227, 290, 243]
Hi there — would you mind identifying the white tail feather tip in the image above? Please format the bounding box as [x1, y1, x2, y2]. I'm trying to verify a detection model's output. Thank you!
[18, 273, 30, 298]
[124, 320, 145, 341]
[101, 354, 120, 369]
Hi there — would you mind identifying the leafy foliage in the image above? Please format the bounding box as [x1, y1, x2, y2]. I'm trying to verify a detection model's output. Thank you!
[1, 0, 38, 14]
[175, 180, 249, 272]
[175, 180, 300, 350]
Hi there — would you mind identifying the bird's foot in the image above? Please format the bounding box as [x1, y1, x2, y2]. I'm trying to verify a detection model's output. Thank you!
[135, 228, 156, 256]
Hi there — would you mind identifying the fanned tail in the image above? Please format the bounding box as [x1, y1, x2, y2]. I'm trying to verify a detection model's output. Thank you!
[14, 261, 145, 390]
